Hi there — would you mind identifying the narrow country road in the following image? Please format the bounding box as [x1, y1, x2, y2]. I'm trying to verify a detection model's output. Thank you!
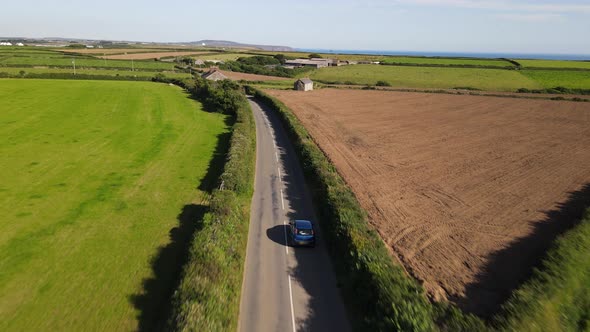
[238, 97, 350, 332]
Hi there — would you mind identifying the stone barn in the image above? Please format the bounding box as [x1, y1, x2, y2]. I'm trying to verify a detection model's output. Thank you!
[294, 78, 314, 91]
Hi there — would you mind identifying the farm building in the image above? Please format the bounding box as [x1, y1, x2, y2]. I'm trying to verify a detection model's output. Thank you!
[194, 59, 205, 66]
[285, 58, 332, 68]
[294, 78, 314, 91]
[201, 69, 228, 81]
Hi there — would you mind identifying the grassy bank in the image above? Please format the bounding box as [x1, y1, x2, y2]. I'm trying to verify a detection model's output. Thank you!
[166, 79, 256, 331]
[0, 79, 229, 331]
[496, 205, 590, 332]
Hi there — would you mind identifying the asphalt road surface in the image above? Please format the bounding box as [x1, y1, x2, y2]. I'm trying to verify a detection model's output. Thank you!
[238, 98, 350, 332]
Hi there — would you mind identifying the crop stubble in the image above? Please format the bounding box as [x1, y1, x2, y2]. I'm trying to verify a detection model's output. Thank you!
[265, 88, 590, 314]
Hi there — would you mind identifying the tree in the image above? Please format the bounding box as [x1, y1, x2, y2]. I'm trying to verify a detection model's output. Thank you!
[308, 53, 322, 59]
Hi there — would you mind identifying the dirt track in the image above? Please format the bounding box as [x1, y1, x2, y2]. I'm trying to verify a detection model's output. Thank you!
[266, 88, 590, 315]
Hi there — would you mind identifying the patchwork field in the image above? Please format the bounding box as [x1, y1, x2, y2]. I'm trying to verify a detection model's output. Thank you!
[520, 69, 590, 90]
[266, 88, 590, 315]
[218, 69, 291, 81]
[309, 65, 542, 91]
[380, 56, 514, 68]
[0, 79, 229, 330]
[101, 51, 212, 60]
[517, 59, 590, 70]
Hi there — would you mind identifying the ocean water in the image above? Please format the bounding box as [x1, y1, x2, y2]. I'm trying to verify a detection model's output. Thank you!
[296, 48, 590, 61]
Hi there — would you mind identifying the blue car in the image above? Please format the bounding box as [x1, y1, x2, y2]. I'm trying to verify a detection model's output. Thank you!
[289, 219, 316, 247]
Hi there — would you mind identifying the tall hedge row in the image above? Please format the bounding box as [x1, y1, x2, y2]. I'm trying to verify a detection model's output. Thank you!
[166, 79, 255, 331]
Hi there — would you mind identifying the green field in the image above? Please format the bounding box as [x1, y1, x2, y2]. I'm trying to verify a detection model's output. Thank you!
[0, 66, 191, 79]
[381, 56, 514, 68]
[520, 70, 590, 90]
[0, 55, 174, 70]
[309, 65, 542, 91]
[0, 79, 229, 331]
[195, 53, 254, 61]
[517, 59, 590, 70]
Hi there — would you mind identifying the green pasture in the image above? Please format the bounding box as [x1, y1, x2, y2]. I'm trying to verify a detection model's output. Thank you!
[381, 56, 514, 67]
[0, 79, 229, 331]
[0, 55, 175, 70]
[517, 59, 590, 70]
[520, 70, 590, 90]
[309, 65, 542, 91]
[0, 66, 191, 79]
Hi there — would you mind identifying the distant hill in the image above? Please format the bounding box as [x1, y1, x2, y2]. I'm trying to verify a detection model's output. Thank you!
[187, 40, 293, 52]
[0, 36, 293, 52]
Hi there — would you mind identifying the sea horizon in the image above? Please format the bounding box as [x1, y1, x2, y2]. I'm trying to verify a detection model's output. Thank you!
[295, 48, 590, 61]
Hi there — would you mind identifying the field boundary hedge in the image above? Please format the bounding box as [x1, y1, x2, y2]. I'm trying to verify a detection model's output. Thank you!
[164, 78, 256, 331]
[244, 87, 464, 331]
[0, 71, 152, 81]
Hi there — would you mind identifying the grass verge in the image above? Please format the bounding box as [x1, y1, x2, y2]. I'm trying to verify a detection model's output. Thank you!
[496, 205, 590, 332]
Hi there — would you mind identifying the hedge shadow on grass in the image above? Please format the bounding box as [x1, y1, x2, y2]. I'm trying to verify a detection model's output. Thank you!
[457, 183, 590, 318]
[129, 117, 233, 331]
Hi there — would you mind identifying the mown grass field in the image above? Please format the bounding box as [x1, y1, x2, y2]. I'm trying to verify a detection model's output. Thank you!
[517, 59, 590, 70]
[309, 64, 542, 91]
[0, 66, 191, 79]
[0, 54, 174, 70]
[381, 56, 514, 67]
[521, 70, 590, 90]
[0, 79, 229, 331]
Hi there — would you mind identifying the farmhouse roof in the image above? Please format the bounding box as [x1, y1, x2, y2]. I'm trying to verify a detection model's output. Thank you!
[298, 78, 313, 84]
[201, 69, 228, 81]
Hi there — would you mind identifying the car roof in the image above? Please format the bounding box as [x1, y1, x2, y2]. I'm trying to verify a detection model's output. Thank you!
[295, 220, 313, 228]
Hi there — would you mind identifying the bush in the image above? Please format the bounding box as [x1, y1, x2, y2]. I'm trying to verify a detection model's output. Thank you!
[376, 80, 392, 86]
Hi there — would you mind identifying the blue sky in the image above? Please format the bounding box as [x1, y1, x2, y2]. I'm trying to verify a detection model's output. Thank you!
[1, 0, 589, 54]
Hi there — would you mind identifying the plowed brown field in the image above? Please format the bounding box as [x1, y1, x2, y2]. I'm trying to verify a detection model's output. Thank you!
[219, 70, 290, 81]
[266, 88, 590, 314]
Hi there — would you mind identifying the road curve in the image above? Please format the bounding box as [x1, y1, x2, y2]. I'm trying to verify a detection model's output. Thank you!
[238, 97, 350, 332]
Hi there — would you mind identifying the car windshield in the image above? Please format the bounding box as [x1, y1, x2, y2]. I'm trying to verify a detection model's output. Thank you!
[297, 228, 312, 235]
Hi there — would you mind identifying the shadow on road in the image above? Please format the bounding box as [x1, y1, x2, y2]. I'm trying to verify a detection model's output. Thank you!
[457, 183, 590, 317]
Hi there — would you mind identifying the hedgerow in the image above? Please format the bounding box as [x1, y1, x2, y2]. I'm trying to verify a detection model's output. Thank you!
[166, 78, 255, 331]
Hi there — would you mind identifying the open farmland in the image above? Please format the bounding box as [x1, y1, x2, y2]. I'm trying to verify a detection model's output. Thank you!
[517, 59, 590, 70]
[380, 56, 514, 68]
[101, 51, 213, 60]
[218, 69, 291, 81]
[265, 88, 590, 315]
[0, 79, 229, 330]
[520, 69, 590, 90]
[58, 48, 167, 54]
[0, 66, 191, 79]
[309, 64, 542, 91]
